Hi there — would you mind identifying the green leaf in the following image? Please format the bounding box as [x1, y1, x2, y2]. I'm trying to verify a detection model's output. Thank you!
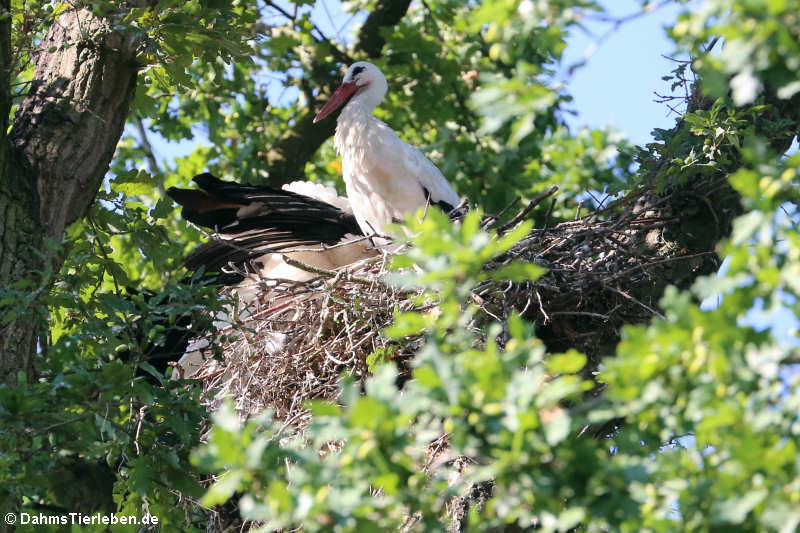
[713, 489, 768, 524]
[489, 261, 545, 282]
[384, 311, 430, 338]
[309, 400, 342, 417]
[350, 397, 388, 430]
[558, 507, 586, 530]
[413, 365, 442, 388]
[546, 350, 587, 375]
[543, 408, 570, 446]
[202, 470, 244, 507]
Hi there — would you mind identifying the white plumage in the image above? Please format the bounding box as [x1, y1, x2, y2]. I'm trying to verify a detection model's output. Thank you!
[283, 180, 352, 213]
[314, 62, 460, 236]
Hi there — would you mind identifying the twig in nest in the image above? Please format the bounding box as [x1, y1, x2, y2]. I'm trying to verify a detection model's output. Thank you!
[604, 285, 666, 320]
[482, 197, 521, 229]
[544, 198, 556, 228]
[610, 251, 715, 281]
[281, 255, 376, 285]
[497, 186, 559, 233]
[550, 310, 610, 321]
[535, 289, 550, 324]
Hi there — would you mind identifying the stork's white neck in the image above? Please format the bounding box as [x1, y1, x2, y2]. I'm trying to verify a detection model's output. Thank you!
[335, 83, 386, 155]
[345, 76, 388, 117]
[334, 102, 370, 155]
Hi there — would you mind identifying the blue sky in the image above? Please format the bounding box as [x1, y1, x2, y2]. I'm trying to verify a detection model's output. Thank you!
[559, 0, 687, 144]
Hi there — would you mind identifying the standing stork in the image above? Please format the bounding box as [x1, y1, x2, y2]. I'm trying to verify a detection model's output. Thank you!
[313, 62, 460, 237]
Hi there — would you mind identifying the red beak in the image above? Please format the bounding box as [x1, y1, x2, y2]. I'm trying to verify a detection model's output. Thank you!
[313, 82, 359, 123]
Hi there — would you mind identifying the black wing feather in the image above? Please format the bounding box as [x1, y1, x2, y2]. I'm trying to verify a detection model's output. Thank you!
[167, 173, 363, 279]
[421, 185, 456, 213]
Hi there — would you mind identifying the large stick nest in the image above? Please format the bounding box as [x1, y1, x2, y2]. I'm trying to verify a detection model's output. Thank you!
[191, 184, 720, 423]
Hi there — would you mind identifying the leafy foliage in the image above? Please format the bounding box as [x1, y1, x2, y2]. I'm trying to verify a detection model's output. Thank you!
[672, 0, 800, 105]
[190, 1, 800, 531]
[1, 0, 799, 530]
[598, 142, 800, 531]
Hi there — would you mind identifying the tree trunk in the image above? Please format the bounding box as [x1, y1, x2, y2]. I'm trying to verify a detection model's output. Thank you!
[0, 0, 39, 386]
[10, 8, 140, 245]
[0, 10, 139, 524]
[1, 8, 139, 384]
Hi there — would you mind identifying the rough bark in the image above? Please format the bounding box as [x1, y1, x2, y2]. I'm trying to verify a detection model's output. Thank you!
[0, 0, 39, 386]
[1, 8, 139, 380]
[0, 7, 29, 530]
[10, 8, 140, 244]
[0, 151, 39, 386]
[264, 0, 412, 186]
[0, 0, 9, 133]
[0, 3, 34, 528]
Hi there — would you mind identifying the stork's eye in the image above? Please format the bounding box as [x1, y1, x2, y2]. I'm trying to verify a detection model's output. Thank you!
[352, 65, 365, 76]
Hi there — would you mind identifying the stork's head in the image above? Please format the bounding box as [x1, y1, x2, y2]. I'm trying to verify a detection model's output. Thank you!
[313, 62, 388, 123]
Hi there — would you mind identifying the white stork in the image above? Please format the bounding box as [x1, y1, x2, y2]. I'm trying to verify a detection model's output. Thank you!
[313, 62, 460, 237]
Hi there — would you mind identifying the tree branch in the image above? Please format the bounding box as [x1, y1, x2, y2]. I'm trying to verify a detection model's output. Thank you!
[354, 0, 412, 58]
[133, 115, 165, 195]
